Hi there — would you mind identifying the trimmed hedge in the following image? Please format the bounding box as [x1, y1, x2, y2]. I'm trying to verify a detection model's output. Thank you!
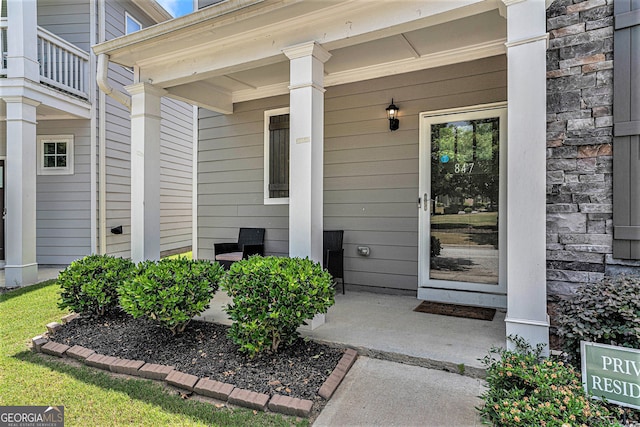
[118, 258, 224, 335]
[222, 256, 335, 357]
[58, 254, 135, 316]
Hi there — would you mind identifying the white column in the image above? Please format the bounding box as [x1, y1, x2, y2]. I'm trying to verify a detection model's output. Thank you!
[6, 0, 39, 81]
[4, 96, 40, 287]
[283, 42, 331, 263]
[125, 82, 166, 263]
[503, 0, 549, 353]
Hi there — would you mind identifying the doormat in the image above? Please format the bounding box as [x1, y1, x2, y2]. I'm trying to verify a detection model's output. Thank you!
[413, 301, 496, 321]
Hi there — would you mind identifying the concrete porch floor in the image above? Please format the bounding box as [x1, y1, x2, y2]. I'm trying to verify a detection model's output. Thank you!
[196, 290, 506, 375]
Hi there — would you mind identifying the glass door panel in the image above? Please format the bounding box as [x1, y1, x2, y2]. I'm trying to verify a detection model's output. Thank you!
[429, 118, 500, 284]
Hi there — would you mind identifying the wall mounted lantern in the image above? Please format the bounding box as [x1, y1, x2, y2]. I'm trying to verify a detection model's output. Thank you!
[386, 99, 399, 131]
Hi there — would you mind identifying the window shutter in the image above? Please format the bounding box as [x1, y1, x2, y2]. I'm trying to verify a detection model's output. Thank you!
[613, 0, 640, 259]
[269, 114, 289, 198]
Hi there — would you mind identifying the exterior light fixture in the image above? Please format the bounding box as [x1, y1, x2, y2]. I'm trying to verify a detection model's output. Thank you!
[386, 99, 399, 131]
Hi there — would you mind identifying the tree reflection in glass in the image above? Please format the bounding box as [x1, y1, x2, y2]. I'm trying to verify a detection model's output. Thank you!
[429, 118, 500, 285]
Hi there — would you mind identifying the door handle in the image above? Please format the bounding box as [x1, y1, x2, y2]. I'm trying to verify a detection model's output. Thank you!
[423, 193, 429, 212]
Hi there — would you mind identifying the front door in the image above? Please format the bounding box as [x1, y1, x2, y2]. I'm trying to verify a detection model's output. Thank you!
[0, 159, 4, 261]
[418, 104, 507, 308]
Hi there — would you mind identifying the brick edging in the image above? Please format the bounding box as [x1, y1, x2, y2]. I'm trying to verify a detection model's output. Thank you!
[318, 348, 358, 399]
[32, 314, 359, 418]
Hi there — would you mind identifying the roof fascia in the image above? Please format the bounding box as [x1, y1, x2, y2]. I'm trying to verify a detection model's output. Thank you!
[131, 0, 173, 23]
[131, 0, 495, 88]
[93, 0, 277, 56]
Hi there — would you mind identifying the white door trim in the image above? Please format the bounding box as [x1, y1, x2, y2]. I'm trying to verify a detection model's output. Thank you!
[418, 102, 507, 308]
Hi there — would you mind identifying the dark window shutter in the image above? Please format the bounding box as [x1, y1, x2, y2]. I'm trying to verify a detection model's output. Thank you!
[613, 0, 640, 259]
[269, 114, 289, 198]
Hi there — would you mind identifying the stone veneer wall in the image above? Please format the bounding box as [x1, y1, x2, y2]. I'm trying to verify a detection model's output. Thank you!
[546, 0, 640, 309]
[546, 0, 615, 299]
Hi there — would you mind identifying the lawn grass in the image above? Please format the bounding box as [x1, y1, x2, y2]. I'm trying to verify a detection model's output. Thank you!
[0, 281, 307, 427]
[431, 211, 498, 227]
[165, 251, 193, 260]
[431, 231, 472, 246]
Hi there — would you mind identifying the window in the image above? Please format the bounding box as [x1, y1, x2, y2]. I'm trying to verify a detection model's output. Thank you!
[125, 12, 142, 34]
[37, 135, 74, 175]
[264, 108, 290, 204]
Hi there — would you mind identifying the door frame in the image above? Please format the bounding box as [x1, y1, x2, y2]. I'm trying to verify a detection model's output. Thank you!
[417, 102, 507, 308]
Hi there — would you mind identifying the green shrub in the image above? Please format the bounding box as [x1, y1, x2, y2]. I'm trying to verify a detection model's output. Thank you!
[58, 254, 135, 316]
[556, 275, 640, 364]
[222, 256, 335, 357]
[118, 258, 223, 335]
[479, 336, 622, 427]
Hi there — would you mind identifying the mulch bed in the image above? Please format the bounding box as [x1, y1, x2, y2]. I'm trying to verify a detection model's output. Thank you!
[52, 310, 343, 401]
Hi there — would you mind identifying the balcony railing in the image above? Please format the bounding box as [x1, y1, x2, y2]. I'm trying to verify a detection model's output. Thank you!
[0, 19, 89, 100]
[0, 19, 7, 73]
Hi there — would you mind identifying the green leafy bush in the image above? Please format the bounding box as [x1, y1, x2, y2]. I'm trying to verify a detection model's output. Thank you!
[479, 336, 622, 427]
[58, 254, 135, 316]
[556, 275, 640, 364]
[222, 256, 335, 357]
[118, 258, 223, 335]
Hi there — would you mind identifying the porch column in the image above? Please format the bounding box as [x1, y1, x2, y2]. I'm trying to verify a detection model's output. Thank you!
[6, 0, 39, 81]
[125, 82, 166, 263]
[503, 0, 549, 353]
[4, 96, 40, 287]
[283, 42, 331, 263]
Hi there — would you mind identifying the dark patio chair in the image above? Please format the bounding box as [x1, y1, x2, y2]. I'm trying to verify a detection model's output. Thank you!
[323, 230, 345, 294]
[214, 227, 265, 269]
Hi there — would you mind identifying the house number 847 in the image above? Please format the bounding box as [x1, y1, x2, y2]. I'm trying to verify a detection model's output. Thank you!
[454, 162, 474, 174]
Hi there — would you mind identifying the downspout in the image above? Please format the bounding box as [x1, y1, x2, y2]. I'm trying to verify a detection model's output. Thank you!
[98, 0, 106, 255]
[89, 0, 97, 253]
[96, 0, 131, 255]
[191, 105, 198, 259]
[96, 54, 131, 110]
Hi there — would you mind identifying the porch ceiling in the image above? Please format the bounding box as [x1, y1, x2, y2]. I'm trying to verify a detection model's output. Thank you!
[94, 0, 506, 113]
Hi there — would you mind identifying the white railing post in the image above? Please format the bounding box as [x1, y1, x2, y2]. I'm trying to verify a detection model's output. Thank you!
[35, 26, 89, 99]
[0, 19, 8, 75]
[1, 20, 88, 99]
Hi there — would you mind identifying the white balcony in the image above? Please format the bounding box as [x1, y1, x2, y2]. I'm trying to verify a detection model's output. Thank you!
[0, 18, 89, 100]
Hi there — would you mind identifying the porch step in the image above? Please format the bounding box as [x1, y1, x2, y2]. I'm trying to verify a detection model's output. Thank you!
[310, 339, 487, 379]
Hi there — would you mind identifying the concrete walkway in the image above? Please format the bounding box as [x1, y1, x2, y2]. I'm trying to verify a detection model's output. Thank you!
[198, 290, 501, 426]
[313, 357, 485, 427]
[0, 266, 64, 288]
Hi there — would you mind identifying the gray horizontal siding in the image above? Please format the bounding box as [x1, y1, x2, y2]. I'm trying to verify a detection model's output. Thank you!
[160, 98, 193, 253]
[103, 0, 193, 258]
[198, 94, 289, 259]
[37, 0, 90, 52]
[198, 55, 507, 292]
[36, 119, 92, 264]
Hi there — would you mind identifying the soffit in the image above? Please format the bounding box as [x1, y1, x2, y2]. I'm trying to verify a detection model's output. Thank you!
[94, 0, 506, 111]
[200, 9, 506, 104]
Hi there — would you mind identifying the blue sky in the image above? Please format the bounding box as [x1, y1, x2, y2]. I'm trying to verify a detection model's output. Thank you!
[156, 0, 194, 17]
